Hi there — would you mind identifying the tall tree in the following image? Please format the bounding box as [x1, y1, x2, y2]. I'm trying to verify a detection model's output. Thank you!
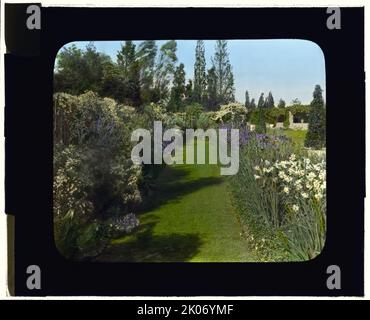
[212, 40, 235, 105]
[257, 93, 265, 108]
[225, 64, 235, 102]
[277, 98, 286, 108]
[115, 41, 137, 104]
[99, 60, 125, 102]
[245, 90, 250, 109]
[185, 79, 193, 103]
[305, 85, 326, 149]
[265, 91, 275, 108]
[136, 40, 157, 103]
[168, 63, 186, 112]
[250, 98, 256, 109]
[128, 60, 142, 107]
[193, 40, 207, 103]
[206, 67, 218, 110]
[117, 41, 136, 78]
[153, 40, 178, 102]
[54, 42, 111, 95]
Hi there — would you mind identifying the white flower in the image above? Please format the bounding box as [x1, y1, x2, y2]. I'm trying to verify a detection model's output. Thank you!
[315, 193, 323, 200]
[263, 167, 273, 173]
[307, 172, 316, 181]
[254, 165, 260, 171]
[292, 204, 299, 212]
[284, 176, 293, 183]
[296, 184, 302, 191]
[313, 180, 321, 191]
[321, 181, 326, 190]
[254, 174, 260, 180]
[319, 170, 326, 180]
[289, 154, 296, 161]
[279, 162, 287, 169]
[283, 187, 290, 194]
[301, 192, 309, 199]
[278, 171, 286, 179]
[265, 160, 270, 166]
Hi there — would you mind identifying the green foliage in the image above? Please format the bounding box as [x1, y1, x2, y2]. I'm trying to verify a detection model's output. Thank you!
[206, 67, 218, 110]
[185, 103, 204, 129]
[304, 85, 326, 149]
[255, 108, 266, 133]
[54, 42, 111, 95]
[250, 98, 256, 109]
[154, 40, 178, 102]
[281, 200, 326, 261]
[264, 108, 285, 126]
[257, 93, 265, 109]
[265, 91, 275, 108]
[185, 79, 193, 104]
[167, 63, 186, 112]
[143, 102, 168, 123]
[212, 40, 235, 105]
[165, 112, 186, 130]
[288, 104, 310, 123]
[136, 40, 157, 105]
[196, 112, 216, 130]
[53, 92, 143, 259]
[245, 90, 250, 109]
[193, 40, 207, 103]
[76, 222, 108, 260]
[248, 105, 310, 126]
[283, 110, 290, 128]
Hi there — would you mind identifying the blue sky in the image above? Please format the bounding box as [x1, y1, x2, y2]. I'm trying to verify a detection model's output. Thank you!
[65, 40, 325, 104]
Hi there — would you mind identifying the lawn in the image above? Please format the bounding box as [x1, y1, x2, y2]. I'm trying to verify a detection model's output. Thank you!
[267, 128, 307, 146]
[97, 139, 253, 262]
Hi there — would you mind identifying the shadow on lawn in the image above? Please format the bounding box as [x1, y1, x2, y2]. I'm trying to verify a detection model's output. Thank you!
[137, 164, 224, 213]
[97, 219, 203, 262]
[97, 165, 221, 262]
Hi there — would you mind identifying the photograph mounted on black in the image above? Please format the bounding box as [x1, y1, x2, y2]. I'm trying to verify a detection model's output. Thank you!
[4, 5, 364, 296]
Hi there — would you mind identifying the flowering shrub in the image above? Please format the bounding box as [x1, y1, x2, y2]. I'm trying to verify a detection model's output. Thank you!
[212, 103, 247, 126]
[54, 92, 143, 260]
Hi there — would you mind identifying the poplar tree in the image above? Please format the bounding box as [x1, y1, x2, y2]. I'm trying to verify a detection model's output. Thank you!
[168, 63, 186, 112]
[245, 90, 250, 109]
[305, 85, 326, 149]
[193, 40, 207, 104]
[212, 40, 235, 104]
[257, 93, 265, 108]
[206, 67, 218, 110]
[250, 98, 256, 109]
[265, 91, 275, 108]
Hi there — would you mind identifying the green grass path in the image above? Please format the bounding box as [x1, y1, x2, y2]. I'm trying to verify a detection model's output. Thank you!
[98, 141, 253, 262]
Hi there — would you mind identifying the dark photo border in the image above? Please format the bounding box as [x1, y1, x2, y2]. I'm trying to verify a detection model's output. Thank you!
[4, 5, 364, 296]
